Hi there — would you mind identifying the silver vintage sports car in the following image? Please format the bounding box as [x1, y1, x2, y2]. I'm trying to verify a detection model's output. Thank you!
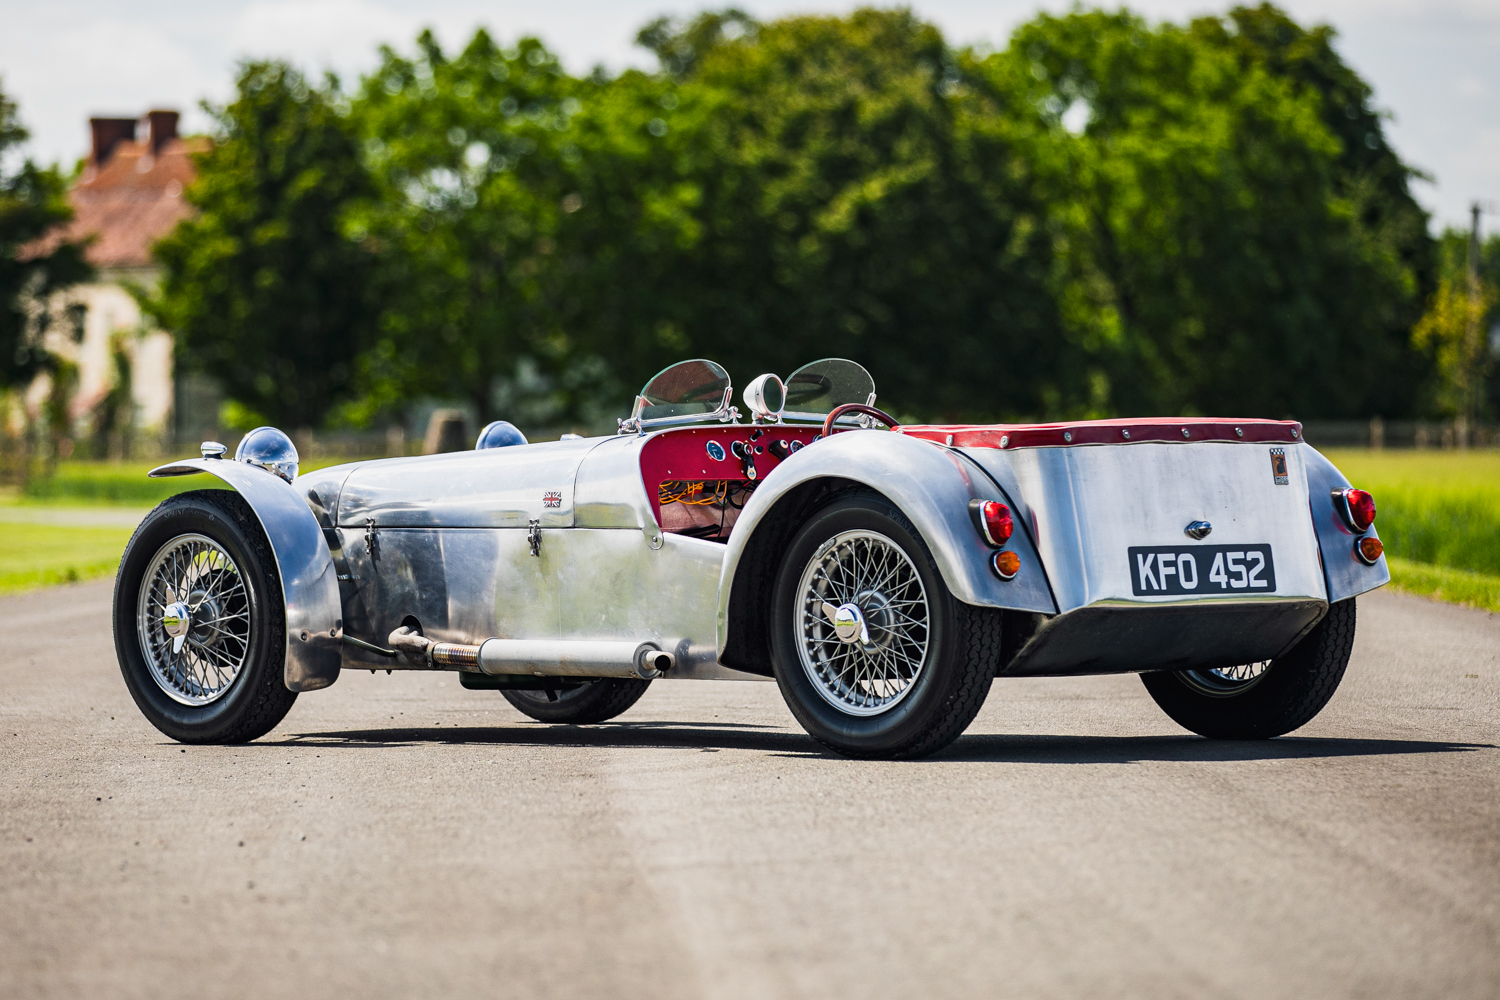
[114, 358, 1387, 758]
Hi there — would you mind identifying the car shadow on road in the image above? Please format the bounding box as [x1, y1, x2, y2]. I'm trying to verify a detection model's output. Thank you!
[270, 719, 820, 755]
[263, 723, 1494, 764]
[935, 733, 1498, 764]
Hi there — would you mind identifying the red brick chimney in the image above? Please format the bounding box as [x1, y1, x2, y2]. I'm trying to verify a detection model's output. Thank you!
[89, 117, 136, 166]
[146, 110, 179, 154]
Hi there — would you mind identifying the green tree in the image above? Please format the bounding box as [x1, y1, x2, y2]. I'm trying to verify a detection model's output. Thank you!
[983, 4, 1433, 419]
[0, 80, 92, 393]
[599, 8, 1069, 420]
[1424, 227, 1500, 420]
[147, 63, 377, 429]
[351, 30, 621, 428]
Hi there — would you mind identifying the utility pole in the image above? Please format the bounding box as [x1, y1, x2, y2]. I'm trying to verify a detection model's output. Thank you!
[1462, 201, 1481, 449]
[1464, 200, 1499, 448]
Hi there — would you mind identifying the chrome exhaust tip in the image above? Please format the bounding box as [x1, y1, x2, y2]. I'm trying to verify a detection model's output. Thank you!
[636, 646, 675, 679]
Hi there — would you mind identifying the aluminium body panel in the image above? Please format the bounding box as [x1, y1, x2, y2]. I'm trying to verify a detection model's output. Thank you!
[149, 458, 343, 692]
[296, 461, 364, 530]
[336, 525, 558, 670]
[336, 436, 603, 529]
[552, 530, 752, 679]
[1302, 445, 1391, 601]
[573, 433, 660, 538]
[331, 431, 744, 677]
[336, 523, 747, 680]
[958, 440, 1329, 614]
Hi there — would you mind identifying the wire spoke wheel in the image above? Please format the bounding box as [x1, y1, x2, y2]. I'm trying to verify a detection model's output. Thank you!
[795, 529, 930, 716]
[1178, 660, 1273, 698]
[136, 533, 252, 707]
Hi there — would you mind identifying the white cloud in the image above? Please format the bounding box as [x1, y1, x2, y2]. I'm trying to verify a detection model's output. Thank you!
[1456, 75, 1486, 99]
[230, 0, 417, 76]
[0, 12, 219, 167]
[2, 0, 1496, 228]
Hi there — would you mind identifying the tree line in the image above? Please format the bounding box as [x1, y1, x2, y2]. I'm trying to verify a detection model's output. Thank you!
[10, 5, 1494, 434]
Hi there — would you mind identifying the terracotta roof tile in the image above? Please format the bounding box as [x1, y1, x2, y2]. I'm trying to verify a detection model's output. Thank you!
[41, 136, 209, 269]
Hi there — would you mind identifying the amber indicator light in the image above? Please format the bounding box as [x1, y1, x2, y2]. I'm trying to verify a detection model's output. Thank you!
[992, 550, 1021, 580]
[1356, 536, 1384, 565]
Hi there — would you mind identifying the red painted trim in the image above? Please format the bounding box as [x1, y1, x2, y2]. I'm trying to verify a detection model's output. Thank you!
[639, 425, 822, 526]
[898, 417, 1302, 449]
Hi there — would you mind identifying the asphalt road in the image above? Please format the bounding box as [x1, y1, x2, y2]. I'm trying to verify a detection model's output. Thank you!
[2, 580, 1496, 999]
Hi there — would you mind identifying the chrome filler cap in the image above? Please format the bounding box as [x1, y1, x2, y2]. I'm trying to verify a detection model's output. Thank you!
[1185, 520, 1213, 540]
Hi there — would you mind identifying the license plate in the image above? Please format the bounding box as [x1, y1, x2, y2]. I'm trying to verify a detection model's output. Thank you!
[1128, 544, 1277, 596]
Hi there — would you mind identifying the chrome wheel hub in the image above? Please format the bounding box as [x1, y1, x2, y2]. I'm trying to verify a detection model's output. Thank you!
[137, 534, 253, 706]
[821, 601, 869, 645]
[162, 601, 191, 652]
[798, 530, 929, 716]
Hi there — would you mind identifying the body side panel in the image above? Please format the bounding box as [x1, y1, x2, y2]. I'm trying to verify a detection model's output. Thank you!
[336, 437, 601, 529]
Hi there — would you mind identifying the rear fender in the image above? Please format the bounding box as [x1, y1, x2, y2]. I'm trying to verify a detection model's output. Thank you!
[716, 430, 1056, 670]
[149, 458, 342, 692]
[1301, 445, 1390, 602]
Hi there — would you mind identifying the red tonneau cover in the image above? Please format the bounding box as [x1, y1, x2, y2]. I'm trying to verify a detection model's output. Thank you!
[897, 417, 1301, 449]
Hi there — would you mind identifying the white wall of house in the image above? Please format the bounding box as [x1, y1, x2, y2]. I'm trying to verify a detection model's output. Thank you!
[25, 266, 175, 447]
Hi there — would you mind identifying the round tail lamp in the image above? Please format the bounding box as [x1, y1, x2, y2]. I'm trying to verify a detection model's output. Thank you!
[992, 550, 1021, 580]
[1335, 488, 1377, 533]
[972, 500, 1014, 546]
[1356, 536, 1384, 565]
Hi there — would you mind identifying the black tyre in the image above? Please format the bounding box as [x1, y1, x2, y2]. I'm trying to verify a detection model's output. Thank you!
[769, 492, 1001, 759]
[113, 489, 296, 743]
[502, 679, 652, 724]
[1140, 598, 1357, 739]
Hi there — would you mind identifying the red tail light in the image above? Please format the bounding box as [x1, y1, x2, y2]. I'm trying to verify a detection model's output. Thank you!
[1356, 536, 1383, 565]
[971, 500, 1014, 546]
[992, 550, 1021, 580]
[1335, 488, 1376, 533]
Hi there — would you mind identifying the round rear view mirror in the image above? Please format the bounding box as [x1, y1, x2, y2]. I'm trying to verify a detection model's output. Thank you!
[743, 374, 786, 422]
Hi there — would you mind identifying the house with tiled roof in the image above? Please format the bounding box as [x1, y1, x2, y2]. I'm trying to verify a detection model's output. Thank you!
[30, 109, 206, 450]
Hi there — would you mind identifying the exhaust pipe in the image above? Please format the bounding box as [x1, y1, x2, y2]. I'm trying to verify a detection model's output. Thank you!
[388, 628, 674, 680]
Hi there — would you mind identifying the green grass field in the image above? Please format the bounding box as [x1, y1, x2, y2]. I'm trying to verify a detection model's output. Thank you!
[0, 521, 135, 594]
[20, 459, 238, 505]
[1324, 450, 1500, 611]
[16, 456, 362, 506]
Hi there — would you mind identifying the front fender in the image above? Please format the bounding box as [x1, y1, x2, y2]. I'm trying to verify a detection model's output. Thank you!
[149, 458, 342, 692]
[716, 430, 1056, 662]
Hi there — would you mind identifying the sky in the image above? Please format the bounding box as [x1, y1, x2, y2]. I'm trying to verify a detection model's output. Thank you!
[1, 0, 1496, 233]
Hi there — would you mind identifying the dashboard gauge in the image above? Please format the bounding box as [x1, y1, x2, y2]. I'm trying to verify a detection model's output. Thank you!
[705, 440, 726, 462]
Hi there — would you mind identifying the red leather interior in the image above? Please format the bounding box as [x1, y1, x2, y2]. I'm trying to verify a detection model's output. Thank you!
[639, 425, 822, 527]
